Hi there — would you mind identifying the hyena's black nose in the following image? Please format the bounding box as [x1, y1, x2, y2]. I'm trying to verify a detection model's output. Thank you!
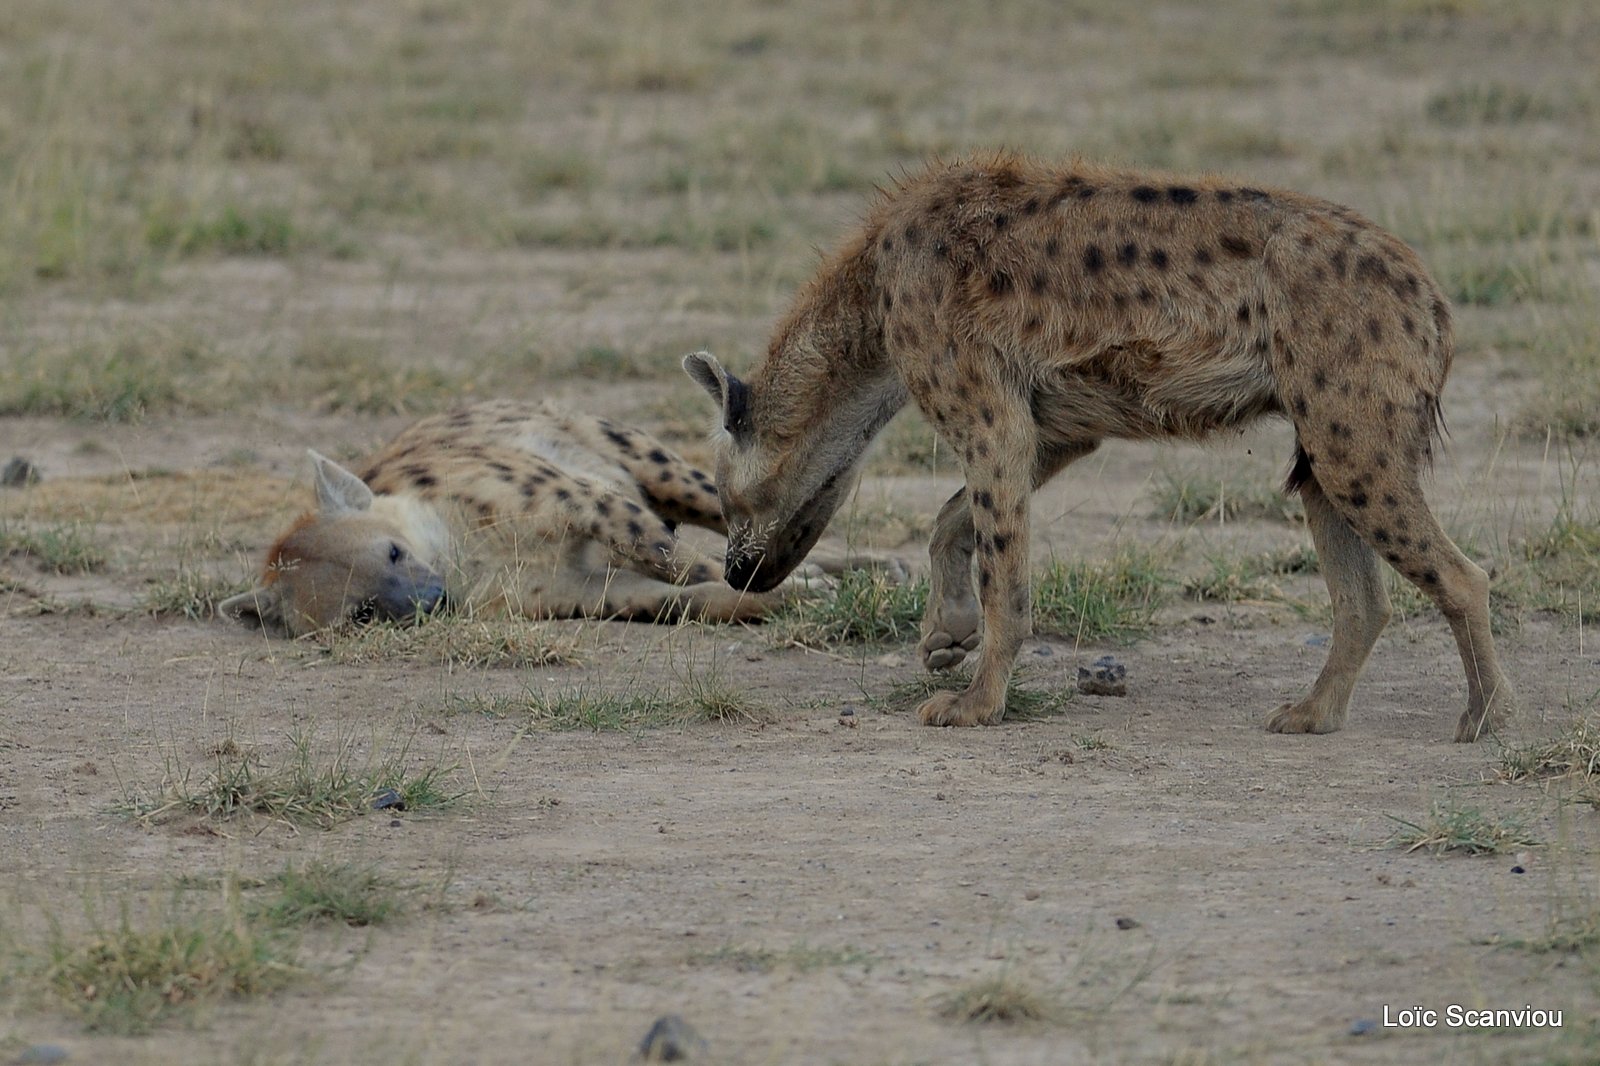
[725, 552, 782, 594]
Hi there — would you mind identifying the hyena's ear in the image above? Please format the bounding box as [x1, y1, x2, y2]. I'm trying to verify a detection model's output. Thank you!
[218, 585, 286, 633]
[681, 351, 750, 436]
[308, 450, 374, 515]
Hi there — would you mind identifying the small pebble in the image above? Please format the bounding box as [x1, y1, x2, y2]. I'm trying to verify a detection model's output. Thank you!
[1, 457, 42, 488]
[1304, 633, 1331, 648]
[1114, 916, 1140, 930]
[1510, 865, 1525, 874]
[372, 788, 405, 811]
[1023, 889, 1041, 901]
[638, 1014, 705, 1062]
[388, 819, 403, 829]
[1349, 1018, 1377, 1036]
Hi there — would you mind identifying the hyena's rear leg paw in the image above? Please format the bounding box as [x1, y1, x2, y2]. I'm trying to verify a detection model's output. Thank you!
[919, 602, 982, 672]
[1454, 682, 1516, 743]
[1265, 697, 1347, 735]
[917, 688, 1004, 727]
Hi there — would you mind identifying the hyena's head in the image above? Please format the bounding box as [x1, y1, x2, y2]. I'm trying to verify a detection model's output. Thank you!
[220, 451, 447, 637]
[683, 350, 896, 592]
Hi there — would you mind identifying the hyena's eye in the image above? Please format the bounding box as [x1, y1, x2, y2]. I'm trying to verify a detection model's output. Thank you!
[389, 543, 404, 564]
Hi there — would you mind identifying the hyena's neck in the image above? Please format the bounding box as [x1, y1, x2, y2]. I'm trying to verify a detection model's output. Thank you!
[753, 235, 906, 461]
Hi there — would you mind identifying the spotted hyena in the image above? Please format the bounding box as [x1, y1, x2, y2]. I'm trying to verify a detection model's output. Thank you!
[221, 400, 891, 636]
[685, 154, 1515, 742]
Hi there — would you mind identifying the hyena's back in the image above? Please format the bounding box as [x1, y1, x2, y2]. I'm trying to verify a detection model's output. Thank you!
[868, 157, 1451, 453]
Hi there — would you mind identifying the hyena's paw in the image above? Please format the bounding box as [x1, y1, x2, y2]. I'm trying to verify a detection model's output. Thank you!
[1265, 698, 1347, 736]
[1454, 683, 1516, 743]
[919, 627, 982, 671]
[919, 601, 982, 672]
[917, 688, 1005, 727]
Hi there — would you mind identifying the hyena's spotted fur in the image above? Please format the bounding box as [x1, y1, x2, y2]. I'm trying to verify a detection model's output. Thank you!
[686, 153, 1514, 742]
[222, 399, 862, 636]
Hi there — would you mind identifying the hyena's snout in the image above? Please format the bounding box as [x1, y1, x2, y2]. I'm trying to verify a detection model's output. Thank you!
[367, 562, 447, 622]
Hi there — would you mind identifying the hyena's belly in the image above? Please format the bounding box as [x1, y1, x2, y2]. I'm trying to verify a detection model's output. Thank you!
[1031, 340, 1281, 445]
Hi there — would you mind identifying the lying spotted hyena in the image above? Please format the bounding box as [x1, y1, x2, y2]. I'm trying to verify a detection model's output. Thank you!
[222, 399, 884, 636]
[685, 154, 1515, 742]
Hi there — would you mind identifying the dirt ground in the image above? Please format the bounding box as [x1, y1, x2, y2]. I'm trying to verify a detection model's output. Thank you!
[4, 363, 1598, 1064]
[4, 0, 1600, 1062]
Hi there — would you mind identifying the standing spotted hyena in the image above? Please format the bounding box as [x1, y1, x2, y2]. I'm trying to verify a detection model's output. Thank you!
[221, 400, 880, 636]
[685, 154, 1514, 742]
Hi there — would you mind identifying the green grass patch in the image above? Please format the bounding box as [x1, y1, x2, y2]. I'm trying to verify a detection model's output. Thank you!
[142, 564, 250, 621]
[1032, 549, 1167, 643]
[120, 729, 467, 828]
[0, 521, 108, 574]
[1387, 801, 1542, 855]
[146, 203, 297, 257]
[38, 903, 296, 1034]
[251, 862, 412, 928]
[769, 570, 928, 647]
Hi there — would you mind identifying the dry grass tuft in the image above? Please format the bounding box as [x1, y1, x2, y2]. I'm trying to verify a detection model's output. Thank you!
[935, 971, 1056, 1025]
[316, 615, 580, 669]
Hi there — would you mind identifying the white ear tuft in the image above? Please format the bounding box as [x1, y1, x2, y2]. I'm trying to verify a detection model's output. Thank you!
[308, 450, 374, 514]
[682, 351, 727, 404]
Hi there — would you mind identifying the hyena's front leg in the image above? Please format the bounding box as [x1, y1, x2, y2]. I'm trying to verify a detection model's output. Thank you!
[919, 488, 982, 671]
[916, 405, 1038, 728]
[916, 441, 1092, 675]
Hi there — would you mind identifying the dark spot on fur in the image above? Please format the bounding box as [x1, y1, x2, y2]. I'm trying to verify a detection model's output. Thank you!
[1292, 397, 1308, 417]
[1022, 197, 1040, 215]
[1349, 491, 1368, 508]
[1030, 271, 1050, 295]
[1237, 303, 1251, 323]
[904, 223, 921, 246]
[1216, 189, 1235, 203]
[1239, 187, 1270, 201]
[1043, 236, 1060, 258]
[1167, 186, 1198, 205]
[1083, 244, 1105, 273]
[1149, 248, 1169, 270]
[1118, 242, 1138, 267]
[1374, 528, 1391, 543]
[1367, 316, 1383, 343]
[1422, 569, 1439, 585]
[993, 213, 1009, 230]
[411, 473, 437, 488]
[992, 533, 1011, 553]
[1312, 370, 1328, 391]
[1194, 247, 1213, 266]
[980, 406, 995, 426]
[1024, 315, 1041, 333]
[1130, 185, 1159, 203]
[1219, 235, 1253, 259]
[972, 490, 995, 511]
[988, 271, 1013, 297]
[1356, 254, 1388, 282]
[1330, 420, 1348, 437]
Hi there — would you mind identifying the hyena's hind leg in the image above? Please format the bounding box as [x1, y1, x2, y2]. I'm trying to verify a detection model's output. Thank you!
[1362, 475, 1514, 741]
[1279, 451, 1515, 741]
[1267, 475, 1392, 735]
